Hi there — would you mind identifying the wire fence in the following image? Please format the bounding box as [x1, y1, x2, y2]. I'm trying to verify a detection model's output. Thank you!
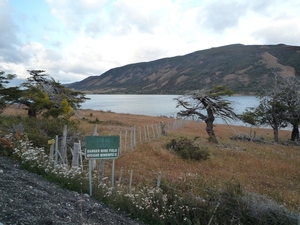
[45, 119, 299, 224]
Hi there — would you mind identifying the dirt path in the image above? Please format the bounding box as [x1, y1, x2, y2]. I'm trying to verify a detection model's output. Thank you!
[0, 156, 145, 225]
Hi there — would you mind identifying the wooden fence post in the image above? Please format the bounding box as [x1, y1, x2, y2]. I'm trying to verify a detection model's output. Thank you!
[129, 170, 133, 194]
[78, 140, 83, 171]
[139, 127, 142, 144]
[157, 172, 162, 188]
[118, 167, 123, 185]
[156, 124, 160, 138]
[49, 143, 54, 166]
[125, 130, 127, 152]
[72, 142, 80, 167]
[61, 125, 67, 165]
[54, 135, 59, 166]
[144, 126, 147, 142]
[152, 125, 155, 139]
[160, 121, 166, 136]
[130, 126, 133, 150]
[147, 126, 150, 141]
[134, 126, 136, 147]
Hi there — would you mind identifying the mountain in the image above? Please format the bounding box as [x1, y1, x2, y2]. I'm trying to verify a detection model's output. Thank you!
[68, 44, 300, 94]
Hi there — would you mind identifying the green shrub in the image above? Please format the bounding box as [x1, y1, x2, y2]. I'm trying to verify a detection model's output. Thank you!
[0, 137, 14, 157]
[191, 148, 210, 160]
[0, 115, 84, 149]
[166, 137, 210, 161]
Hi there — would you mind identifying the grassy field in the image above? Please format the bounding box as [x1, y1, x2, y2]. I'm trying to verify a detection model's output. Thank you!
[3, 106, 300, 213]
[71, 108, 299, 213]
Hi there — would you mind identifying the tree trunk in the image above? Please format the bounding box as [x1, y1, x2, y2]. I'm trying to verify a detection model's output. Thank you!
[205, 107, 218, 144]
[205, 119, 218, 144]
[273, 126, 279, 143]
[291, 124, 299, 141]
[28, 108, 37, 117]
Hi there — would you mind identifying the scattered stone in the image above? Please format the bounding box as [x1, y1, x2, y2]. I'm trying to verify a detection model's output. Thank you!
[0, 156, 144, 225]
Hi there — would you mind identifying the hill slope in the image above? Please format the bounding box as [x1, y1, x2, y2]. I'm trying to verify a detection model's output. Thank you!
[68, 44, 300, 94]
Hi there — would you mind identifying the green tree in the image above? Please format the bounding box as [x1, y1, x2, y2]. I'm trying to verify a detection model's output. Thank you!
[275, 76, 300, 141]
[19, 70, 89, 118]
[241, 75, 291, 143]
[175, 86, 238, 144]
[0, 71, 22, 112]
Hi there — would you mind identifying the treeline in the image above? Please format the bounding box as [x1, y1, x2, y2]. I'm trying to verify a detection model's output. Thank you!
[175, 75, 300, 144]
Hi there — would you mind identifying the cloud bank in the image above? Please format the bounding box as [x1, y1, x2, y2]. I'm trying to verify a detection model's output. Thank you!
[1, 0, 300, 83]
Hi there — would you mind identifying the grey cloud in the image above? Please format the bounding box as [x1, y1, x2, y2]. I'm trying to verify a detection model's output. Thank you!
[47, 1, 86, 32]
[199, 0, 282, 33]
[110, 2, 164, 35]
[56, 60, 103, 77]
[85, 16, 108, 37]
[111, 2, 164, 33]
[47, 0, 107, 33]
[253, 23, 300, 46]
[85, 1, 165, 37]
[247, 0, 297, 16]
[131, 47, 166, 63]
[250, 0, 300, 45]
[0, 2, 23, 62]
[50, 40, 63, 48]
[44, 49, 63, 61]
[200, 1, 247, 33]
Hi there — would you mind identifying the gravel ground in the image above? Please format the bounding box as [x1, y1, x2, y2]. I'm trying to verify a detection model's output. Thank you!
[0, 156, 145, 225]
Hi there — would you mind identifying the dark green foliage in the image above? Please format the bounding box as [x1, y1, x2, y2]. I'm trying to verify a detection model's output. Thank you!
[0, 137, 14, 157]
[0, 71, 21, 112]
[0, 115, 83, 149]
[18, 70, 89, 118]
[166, 137, 210, 161]
[241, 76, 300, 142]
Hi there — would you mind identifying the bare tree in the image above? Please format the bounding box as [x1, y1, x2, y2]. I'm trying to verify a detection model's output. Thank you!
[175, 86, 239, 144]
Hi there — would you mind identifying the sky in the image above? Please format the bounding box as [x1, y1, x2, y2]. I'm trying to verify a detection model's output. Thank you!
[1, 0, 300, 84]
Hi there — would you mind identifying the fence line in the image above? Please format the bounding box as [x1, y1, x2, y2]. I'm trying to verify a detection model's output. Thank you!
[46, 118, 188, 176]
[118, 119, 187, 152]
[37, 117, 299, 224]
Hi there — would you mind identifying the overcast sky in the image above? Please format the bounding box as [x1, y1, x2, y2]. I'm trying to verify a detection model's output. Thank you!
[1, 0, 300, 84]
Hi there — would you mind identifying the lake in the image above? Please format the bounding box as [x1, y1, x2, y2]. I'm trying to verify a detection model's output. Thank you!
[81, 95, 259, 125]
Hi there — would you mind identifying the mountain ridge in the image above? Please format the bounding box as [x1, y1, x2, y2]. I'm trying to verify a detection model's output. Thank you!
[68, 44, 300, 94]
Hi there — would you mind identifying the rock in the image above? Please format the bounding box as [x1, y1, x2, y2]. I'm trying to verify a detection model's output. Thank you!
[0, 156, 144, 225]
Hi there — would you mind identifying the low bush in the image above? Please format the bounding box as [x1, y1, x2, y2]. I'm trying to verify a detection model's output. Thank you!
[0, 115, 84, 150]
[166, 137, 210, 161]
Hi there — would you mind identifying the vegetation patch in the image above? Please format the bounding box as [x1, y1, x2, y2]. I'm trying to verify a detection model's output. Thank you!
[166, 137, 210, 161]
[0, 116, 83, 149]
[87, 118, 128, 126]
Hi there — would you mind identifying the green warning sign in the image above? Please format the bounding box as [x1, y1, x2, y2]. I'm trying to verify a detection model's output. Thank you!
[85, 136, 120, 159]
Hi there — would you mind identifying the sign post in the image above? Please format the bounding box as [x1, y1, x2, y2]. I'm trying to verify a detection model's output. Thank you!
[85, 136, 120, 159]
[85, 136, 120, 196]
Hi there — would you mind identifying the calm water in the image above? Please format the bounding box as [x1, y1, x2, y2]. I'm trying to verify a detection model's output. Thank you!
[81, 95, 259, 125]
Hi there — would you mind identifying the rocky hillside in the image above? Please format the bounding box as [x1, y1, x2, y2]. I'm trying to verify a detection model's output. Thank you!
[68, 44, 300, 94]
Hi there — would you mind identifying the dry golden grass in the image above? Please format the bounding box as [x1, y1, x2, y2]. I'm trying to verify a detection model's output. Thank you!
[4, 106, 300, 212]
[74, 108, 300, 212]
